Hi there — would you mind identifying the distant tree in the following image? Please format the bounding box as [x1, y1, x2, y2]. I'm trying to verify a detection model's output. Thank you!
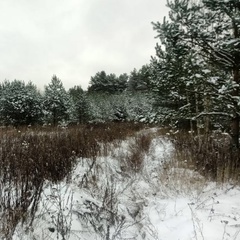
[88, 92, 155, 123]
[25, 82, 44, 124]
[74, 93, 90, 123]
[0, 80, 43, 126]
[43, 75, 71, 125]
[68, 85, 84, 102]
[117, 73, 129, 92]
[68, 85, 90, 123]
[88, 71, 127, 93]
[138, 65, 152, 91]
[127, 68, 139, 92]
[87, 93, 115, 122]
[106, 73, 119, 93]
[127, 65, 151, 92]
[88, 71, 108, 93]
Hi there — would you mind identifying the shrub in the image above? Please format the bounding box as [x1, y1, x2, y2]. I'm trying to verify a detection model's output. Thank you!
[126, 133, 153, 173]
[169, 130, 240, 182]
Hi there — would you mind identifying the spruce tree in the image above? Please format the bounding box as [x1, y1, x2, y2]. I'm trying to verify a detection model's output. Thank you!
[43, 75, 71, 125]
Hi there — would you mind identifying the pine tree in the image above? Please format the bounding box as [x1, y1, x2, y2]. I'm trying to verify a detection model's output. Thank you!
[117, 73, 128, 92]
[68, 85, 84, 102]
[152, 0, 240, 145]
[88, 71, 127, 94]
[127, 68, 139, 92]
[128, 66, 151, 92]
[151, 13, 197, 123]
[0, 80, 43, 126]
[43, 75, 71, 125]
[69, 86, 90, 124]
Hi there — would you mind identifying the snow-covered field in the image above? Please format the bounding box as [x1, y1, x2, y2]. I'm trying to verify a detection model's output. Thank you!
[12, 129, 240, 240]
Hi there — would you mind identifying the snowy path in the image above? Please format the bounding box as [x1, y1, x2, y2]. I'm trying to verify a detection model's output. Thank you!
[11, 131, 240, 240]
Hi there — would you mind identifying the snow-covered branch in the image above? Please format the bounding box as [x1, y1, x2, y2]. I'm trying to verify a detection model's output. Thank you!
[193, 112, 233, 120]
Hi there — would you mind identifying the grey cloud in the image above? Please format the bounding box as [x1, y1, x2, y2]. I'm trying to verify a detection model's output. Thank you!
[0, 0, 167, 90]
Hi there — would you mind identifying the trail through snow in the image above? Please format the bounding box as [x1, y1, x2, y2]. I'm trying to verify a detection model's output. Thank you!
[12, 129, 240, 240]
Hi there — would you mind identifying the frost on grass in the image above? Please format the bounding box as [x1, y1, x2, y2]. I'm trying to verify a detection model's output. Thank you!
[6, 129, 240, 240]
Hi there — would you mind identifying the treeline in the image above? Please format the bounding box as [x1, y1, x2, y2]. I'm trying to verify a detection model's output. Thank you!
[0, 65, 155, 126]
[88, 65, 152, 93]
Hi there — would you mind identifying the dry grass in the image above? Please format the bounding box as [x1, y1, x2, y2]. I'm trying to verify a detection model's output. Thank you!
[168, 130, 240, 183]
[158, 156, 207, 199]
[125, 132, 153, 173]
[0, 122, 148, 238]
[1, 124, 238, 239]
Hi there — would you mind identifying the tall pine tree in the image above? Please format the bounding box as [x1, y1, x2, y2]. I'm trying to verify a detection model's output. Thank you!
[152, 0, 240, 146]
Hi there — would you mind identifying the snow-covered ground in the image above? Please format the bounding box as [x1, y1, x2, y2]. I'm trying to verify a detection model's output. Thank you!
[12, 129, 240, 240]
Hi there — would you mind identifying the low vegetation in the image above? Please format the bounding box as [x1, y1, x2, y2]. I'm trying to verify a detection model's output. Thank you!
[168, 130, 240, 183]
[0, 122, 148, 239]
[0, 122, 239, 239]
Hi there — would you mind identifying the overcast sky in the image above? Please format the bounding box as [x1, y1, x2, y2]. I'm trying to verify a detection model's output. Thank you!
[0, 0, 168, 90]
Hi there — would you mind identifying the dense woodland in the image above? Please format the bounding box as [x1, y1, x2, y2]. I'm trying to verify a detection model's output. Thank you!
[1, 0, 240, 146]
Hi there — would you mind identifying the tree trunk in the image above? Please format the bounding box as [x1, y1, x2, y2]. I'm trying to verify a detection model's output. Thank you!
[195, 92, 201, 135]
[231, 115, 239, 148]
[204, 93, 211, 135]
[53, 109, 57, 126]
[187, 93, 193, 134]
[231, 68, 240, 148]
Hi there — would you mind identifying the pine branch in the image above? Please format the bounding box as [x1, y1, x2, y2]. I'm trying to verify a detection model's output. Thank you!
[193, 112, 233, 120]
[199, 39, 235, 68]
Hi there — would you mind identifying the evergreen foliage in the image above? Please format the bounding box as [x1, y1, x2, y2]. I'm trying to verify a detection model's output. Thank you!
[88, 92, 155, 123]
[69, 86, 90, 124]
[127, 65, 151, 92]
[68, 85, 84, 102]
[88, 71, 127, 93]
[43, 75, 71, 125]
[0, 80, 43, 126]
[151, 0, 240, 145]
